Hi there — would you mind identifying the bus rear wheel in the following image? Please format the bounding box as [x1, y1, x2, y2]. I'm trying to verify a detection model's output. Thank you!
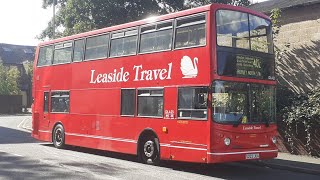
[139, 136, 160, 165]
[53, 124, 65, 149]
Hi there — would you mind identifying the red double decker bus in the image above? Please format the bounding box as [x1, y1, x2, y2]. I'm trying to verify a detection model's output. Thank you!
[32, 3, 277, 164]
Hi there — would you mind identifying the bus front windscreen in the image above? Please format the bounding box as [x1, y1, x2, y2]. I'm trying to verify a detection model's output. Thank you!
[212, 81, 276, 125]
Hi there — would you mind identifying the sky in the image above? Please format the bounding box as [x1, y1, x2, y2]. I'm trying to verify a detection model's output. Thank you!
[0, 0, 268, 46]
[0, 0, 52, 46]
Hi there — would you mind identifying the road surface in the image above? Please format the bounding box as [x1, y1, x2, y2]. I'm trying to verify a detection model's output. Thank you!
[0, 115, 318, 179]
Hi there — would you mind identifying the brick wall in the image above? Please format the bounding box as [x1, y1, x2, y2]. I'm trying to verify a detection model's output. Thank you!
[275, 4, 320, 93]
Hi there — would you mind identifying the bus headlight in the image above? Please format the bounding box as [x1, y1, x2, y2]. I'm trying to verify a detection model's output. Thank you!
[224, 138, 231, 146]
[271, 136, 277, 144]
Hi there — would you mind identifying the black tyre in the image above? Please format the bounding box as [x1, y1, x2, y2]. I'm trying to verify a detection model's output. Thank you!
[53, 124, 65, 149]
[139, 136, 160, 165]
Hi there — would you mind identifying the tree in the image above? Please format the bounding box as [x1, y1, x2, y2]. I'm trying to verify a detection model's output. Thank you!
[0, 63, 21, 95]
[38, 0, 250, 40]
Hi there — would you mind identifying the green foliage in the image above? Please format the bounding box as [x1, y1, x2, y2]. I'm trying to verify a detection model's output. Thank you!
[38, 0, 250, 40]
[276, 84, 295, 113]
[270, 8, 281, 35]
[283, 88, 320, 125]
[23, 61, 34, 77]
[20, 61, 34, 91]
[270, 8, 290, 62]
[281, 88, 320, 156]
[0, 63, 21, 95]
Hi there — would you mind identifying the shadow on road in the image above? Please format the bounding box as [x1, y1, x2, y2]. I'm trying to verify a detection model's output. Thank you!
[40, 144, 319, 179]
[0, 126, 37, 144]
[41, 144, 139, 162]
[0, 152, 89, 179]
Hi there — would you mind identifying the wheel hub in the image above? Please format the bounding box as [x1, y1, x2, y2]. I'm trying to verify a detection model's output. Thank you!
[55, 129, 62, 144]
[144, 140, 154, 158]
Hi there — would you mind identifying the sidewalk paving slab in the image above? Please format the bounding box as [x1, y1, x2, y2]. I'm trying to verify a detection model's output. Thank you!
[251, 153, 320, 175]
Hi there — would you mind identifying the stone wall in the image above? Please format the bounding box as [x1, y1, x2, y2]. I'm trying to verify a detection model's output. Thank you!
[275, 3, 320, 93]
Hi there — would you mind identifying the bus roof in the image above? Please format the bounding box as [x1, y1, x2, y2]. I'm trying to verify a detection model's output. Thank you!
[39, 3, 269, 46]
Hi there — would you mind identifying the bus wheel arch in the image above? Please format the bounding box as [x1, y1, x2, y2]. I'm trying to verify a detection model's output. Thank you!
[137, 128, 160, 165]
[52, 122, 66, 149]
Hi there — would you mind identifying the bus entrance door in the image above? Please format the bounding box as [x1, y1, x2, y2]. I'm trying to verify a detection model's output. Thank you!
[41, 90, 50, 128]
[166, 87, 208, 163]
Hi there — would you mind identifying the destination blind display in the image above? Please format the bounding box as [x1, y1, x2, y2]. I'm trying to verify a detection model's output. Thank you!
[217, 51, 275, 80]
[236, 55, 262, 77]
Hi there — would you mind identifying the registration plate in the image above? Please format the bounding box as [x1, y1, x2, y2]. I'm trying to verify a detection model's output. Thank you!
[245, 153, 260, 159]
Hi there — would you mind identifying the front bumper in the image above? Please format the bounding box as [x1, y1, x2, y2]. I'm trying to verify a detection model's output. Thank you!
[207, 149, 278, 163]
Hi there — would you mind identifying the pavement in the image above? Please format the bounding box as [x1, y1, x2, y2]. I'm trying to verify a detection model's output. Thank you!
[14, 115, 320, 176]
[251, 152, 320, 176]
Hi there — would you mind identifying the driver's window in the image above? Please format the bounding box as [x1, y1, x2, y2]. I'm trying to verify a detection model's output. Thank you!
[178, 87, 208, 120]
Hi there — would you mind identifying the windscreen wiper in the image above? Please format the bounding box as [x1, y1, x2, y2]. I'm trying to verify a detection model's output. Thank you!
[265, 119, 270, 127]
[233, 114, 243, 127]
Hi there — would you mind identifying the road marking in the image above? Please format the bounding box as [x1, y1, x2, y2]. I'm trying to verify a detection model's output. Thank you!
[17, 118, 27, 129]
[17, 117, 32, 132]
[11, 153, 23, 157]
[0, 151, 23, 157]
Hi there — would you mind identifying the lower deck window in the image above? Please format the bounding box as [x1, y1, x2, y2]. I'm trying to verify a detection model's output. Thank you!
[137, 89, 163, 117]
[44, 92, 49, 112]
[121, 89, 135, 116]
[51, 91, 70, 113]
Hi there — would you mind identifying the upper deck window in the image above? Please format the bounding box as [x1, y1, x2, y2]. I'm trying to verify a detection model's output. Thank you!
[216, 10, 273, 53]
[110, 29, 138, 57]
[249, 14, 273, 53]
[37, 46, 53, 66]
[139, 21, 173, 53]
[53, 42, 72, 64]
[175, 14, 206, 49]
[85, 34, 109, 60]
[73, 39, 84, 62]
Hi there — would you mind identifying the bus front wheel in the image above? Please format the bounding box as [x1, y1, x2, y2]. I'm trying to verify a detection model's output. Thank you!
[53, 124, 65, 149]
[139, 136, 160, 165]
